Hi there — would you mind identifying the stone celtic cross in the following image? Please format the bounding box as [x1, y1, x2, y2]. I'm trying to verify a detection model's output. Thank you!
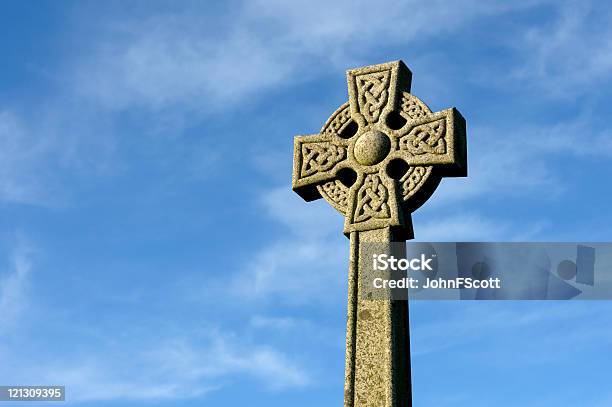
[292, 60, 467, 406]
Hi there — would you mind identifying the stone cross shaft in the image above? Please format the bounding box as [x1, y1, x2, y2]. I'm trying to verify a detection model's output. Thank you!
[292, 60, 467, 406]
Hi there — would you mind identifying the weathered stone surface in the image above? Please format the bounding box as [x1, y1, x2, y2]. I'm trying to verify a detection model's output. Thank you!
[345, 227, 411, 407]
[291, 60, 467, 406]
[293, 61, 466, 238]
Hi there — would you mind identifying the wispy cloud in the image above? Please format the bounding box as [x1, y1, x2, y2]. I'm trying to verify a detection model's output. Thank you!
[427, 110, 612, 211]
[427, 125, 558, 207]
[0, 104, 120, 206]
[70, 0, 552, 112]
[0, 111, 59, 205]
[0, 236, 34, 330]
[413, 212, 548, 242]
[0, 233, 311, 404]
[411, 302, 612, 359]
[260, 186, 342, 238]
[225, 186, 347, 304]
[512, 1, 612, 97]
[3, 327, 309, 402]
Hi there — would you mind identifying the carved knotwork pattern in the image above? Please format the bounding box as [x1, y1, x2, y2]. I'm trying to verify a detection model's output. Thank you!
[300, 142, 346, 177]
[323, 104, 352, 137]
[356, 71, 390, 123]
[400, 93, 430, 119]
[400, 166, 431, 200]
[293, 63, 465, 233]
[354, 174, 390, 223]
[399, 119, 446, 155]
[318, 180, 349, 214]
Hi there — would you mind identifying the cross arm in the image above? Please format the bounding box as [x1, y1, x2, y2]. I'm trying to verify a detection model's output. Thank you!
[292, 132, 349, 201]
[393, 107, 467, 177]
[346, 60, 412, 127]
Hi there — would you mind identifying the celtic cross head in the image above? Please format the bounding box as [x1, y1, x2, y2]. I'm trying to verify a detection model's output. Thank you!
[292, 61, 467, 239]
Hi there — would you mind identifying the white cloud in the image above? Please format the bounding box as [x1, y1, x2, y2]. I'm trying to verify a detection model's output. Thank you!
[142, 331, 310, 393]
[231, 238, 346, 303]
[427, 135, 556, 208]
[426, 111, 612, 210]
[9, 0, 608, 209]
[250, 315, 305, 330]
[71, 0, 553, 112]
[414, 213, 507, 241]
[260, 186, 343, 238]
[413, 212, 547, 242]
[0, 237, 34, 330]
[227, 186, 346, 303]
[2, 329, 309, 402]
[0, 106, 120, 206]
[512, 1, 612, 96]
[519, 116, 612, 157]
[0, 233, 310, 404]
[411, 302, 612, 359]
[168, 186, 346, 306]
[74, 21, 298, 112]
[593, 394, 612, 407]
[0, 111, 55, 205]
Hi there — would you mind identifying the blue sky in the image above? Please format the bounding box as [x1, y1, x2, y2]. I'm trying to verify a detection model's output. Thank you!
[1, 0, 612, 406]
